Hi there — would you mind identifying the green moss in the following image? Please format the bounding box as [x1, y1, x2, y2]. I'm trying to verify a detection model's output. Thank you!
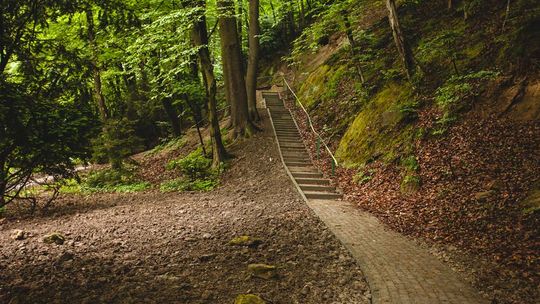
[464, 41, 484, 58]
[336, 82, 417, 167]
[234, 294, 266, 304]
[298, 65, 330, 108]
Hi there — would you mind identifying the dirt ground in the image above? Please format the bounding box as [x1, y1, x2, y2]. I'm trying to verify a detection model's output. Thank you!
[0, 113, 370, 304]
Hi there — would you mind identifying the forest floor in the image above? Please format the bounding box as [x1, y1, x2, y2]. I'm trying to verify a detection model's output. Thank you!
[0, 113, 370, 304]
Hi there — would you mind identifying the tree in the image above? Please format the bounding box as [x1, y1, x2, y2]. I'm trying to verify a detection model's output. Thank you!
[189, 0, 228, 167]
[218, 0, 256, 138]
[86, 8, 110, 121]
[246, 0, 261, 121]
[0, 81, 96, 208]
[385, 0, 415, 80]
[342, 9, 365, 83]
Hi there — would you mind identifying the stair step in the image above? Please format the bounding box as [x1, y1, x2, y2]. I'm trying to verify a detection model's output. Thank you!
[304, 191, 342, 200]
[289, 167, 320, 173]
[285, 161, 312, 167]
[282, 153, 309, 158]
[291, 172, 323, 178]
[295, 178, 330, 185]
[299, 184, 336, 192]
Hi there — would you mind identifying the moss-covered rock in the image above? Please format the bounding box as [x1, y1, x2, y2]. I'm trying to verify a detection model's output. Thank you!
[43, 232, 65, 245]
[229, 235, 262, 247]
[248, 264, 277, 279]
[336, 82, 417, 167]
[234, 294, 266, 304]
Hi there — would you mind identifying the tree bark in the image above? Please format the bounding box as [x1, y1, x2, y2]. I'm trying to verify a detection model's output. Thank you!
[385, 0, 415, 80]
[161, 98, 182, 137]
[246, 0, 261, 121]
[86, 8, 110, 120]
[502, 0, 511, 31]
[189, 0, 227, 167]
[218, 0, 254, 138]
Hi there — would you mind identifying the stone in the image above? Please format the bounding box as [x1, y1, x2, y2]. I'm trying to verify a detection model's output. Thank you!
[229, 236, 263, 248]
[198, 253, 217, 262]
[202, 233, 212, 239]
[11, 229, 26, 240]
[247, 264, 277, 279]
[43, 232, 65, 245]
[474, 190, 495, 201]
[234, 294, 266, 304]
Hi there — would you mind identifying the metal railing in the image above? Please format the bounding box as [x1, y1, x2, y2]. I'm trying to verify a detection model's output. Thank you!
[281, 77, 339, 175]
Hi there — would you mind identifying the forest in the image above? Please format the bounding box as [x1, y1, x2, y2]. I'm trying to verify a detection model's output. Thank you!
[1, 0, 539, 303]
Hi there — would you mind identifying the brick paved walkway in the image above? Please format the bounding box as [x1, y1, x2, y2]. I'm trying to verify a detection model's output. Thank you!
[307, 199, 489, 304]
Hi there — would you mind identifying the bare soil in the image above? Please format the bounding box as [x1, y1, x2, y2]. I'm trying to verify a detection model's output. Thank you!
[0, 114, 370, 304]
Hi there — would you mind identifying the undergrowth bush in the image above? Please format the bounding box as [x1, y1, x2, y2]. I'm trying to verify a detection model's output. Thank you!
[432, 70, 499, 134]
[166, 148, 212, 181]
[160, 178, 218, 192]
[162, 148, 223, 192]
[72, 167, 150, 193]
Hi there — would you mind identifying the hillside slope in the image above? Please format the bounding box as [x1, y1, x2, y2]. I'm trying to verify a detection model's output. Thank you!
[264, 0, 540, 302]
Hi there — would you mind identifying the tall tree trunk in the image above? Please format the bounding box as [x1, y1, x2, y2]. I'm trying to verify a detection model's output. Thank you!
[218, 0, 254, 138]
[448, 0, 452, 10]
[86, 9, 109, 120]
[385, 0, 415, 80]
[342, 12, 365, 83]
[246, 0, 261, 121]
[189, 0, 227, 167]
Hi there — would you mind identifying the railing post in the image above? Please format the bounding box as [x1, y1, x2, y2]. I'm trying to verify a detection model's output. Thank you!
[331, 158, 336, 176]
[316, 138, 321, 159]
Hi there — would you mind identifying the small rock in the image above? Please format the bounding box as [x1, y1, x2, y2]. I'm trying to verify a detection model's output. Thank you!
[198, 253, 217, 262]
[234, 294, 266, 304]
[474, 190, 495, 201]
[202, 233, 212, 239]
[58, 252, 74, 263]
[43, 232, 65, 245]
[11, 229, 26, 241]
[229, 236, 263, 248]
[248, 264, 277, 279]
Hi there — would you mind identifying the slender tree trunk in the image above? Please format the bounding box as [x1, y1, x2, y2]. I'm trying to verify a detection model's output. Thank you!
[86, 9, 109, 120]
[162, 98, 182, 137]
[298, 0, 305, 29]
[448, 0, 452, 10]
[269, 0, 277, 22]
[287, 2, 296, 38]
[246, 0, 261, 121]
[237, 0, 243, 45]
[342, 12, 365, 83]
[218, 0, 255, 138]
[189, 0, 227, 167]
[502, 0, 510, 31]
[385, 0, 415, 80]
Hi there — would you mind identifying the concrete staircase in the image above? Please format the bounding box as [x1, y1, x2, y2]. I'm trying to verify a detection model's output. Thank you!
[263, 92, 342, 200]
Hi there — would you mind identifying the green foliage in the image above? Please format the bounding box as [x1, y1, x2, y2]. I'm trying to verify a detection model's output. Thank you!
[91, 118, 144, 169]
[352, 168, 375, 184]
[417, 29, 465, 74]
[167, 148, 212, 181]
[0, 81, 97, 206]
[401, 174, 421, 193]
[146, 137, 187, 156]
[83, 168, 150, 193]
[401, 155, 419, 172]
[433, 70, 499, 132]
[160, 177, 218, 192]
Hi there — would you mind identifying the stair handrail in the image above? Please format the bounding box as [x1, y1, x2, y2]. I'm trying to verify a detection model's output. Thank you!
[281, 77, 339, 169]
